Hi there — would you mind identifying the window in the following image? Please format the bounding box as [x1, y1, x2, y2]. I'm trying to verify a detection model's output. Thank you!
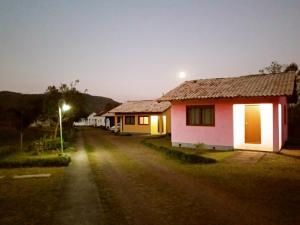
[139, 116, 149, 125]
[186, 105, 215, 126]
[125, 116, 135, 125]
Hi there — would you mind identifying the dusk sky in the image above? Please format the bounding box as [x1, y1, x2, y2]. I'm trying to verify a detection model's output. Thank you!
[0, 0, 299, 102]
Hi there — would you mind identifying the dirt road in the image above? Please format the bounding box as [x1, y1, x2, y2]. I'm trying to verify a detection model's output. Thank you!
[80, 128, 292, 225]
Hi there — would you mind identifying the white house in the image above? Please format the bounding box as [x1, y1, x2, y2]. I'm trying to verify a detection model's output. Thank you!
[87, 112, 105, 127]
[73, 118, 88, 127]
[101, 111, 115, 129]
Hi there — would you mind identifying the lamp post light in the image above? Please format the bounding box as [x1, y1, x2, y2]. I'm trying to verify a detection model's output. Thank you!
[59, 103, 71, 154]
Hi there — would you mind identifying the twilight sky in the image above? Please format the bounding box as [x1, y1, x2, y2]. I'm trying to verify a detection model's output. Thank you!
[0, 0, 299, 102]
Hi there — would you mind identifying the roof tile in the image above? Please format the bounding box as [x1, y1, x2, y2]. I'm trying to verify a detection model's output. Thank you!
[109, 100, 171, 113]
[159, 72, 296, 101]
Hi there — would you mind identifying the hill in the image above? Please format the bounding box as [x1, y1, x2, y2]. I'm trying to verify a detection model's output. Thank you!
[83, 93, 120, 114]
[0, 91, 119, 126]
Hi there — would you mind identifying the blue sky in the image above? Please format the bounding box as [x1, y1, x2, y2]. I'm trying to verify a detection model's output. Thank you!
[0, 0, 299, 101]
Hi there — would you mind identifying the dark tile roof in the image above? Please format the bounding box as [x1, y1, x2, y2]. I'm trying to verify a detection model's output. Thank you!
[159, 72, 296, 101]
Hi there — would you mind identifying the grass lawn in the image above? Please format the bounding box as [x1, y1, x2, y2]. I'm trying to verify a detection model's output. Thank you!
[0, 167, 65, 225]
[145, 136, 236, 161]
[142, 135, 300, 224]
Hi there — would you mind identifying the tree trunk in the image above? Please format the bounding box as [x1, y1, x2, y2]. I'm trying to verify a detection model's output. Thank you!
[20, 131, 23, 151]
[54, 121, 59, 139]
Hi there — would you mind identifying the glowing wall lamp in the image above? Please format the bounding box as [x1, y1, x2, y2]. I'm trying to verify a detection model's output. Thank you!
[59, 103, 71, 153]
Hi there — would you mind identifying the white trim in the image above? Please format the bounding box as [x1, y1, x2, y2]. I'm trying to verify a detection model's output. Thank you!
[233, 103, 273, 151]
[278, 104, 282, 149]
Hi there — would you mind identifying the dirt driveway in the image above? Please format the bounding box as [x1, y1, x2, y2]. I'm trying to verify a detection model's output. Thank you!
[80, 128, 300, 225]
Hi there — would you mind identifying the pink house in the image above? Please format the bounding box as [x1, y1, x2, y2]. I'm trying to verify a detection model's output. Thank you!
[159, 72, 297, 152]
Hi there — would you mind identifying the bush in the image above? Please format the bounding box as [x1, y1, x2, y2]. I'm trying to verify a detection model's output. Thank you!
[43, 138, 61, 150]
[141, 140, 216, 164]
[0, 146, 17, 157]
[0, 154, 71, 168]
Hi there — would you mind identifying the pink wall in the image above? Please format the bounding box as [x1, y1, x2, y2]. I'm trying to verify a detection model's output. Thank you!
[171, 97, 289, 151]
[171, 101, 233, 147]
[272, 97, 288, 151]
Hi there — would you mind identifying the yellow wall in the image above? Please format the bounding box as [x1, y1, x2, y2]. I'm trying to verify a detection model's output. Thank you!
[115, 114, 150, 134]
[162, 108, 171, 133]
[115, 110, 171, 135]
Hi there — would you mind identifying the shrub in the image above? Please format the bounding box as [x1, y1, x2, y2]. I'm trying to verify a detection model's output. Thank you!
[43, 138, 61, 150]
[141, 140, 216, 164]
[0, 146, 14, 157]
[0, 154, 71, 168]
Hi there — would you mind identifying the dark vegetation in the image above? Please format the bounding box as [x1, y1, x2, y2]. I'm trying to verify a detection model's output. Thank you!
[0, 90, 119, 129]
[0, 81, 119, 165]
[141, 138, 216, 164]
[260, 61, 300, 145]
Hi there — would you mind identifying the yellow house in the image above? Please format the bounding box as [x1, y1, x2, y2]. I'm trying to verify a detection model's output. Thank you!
[109, 100, 171, 135]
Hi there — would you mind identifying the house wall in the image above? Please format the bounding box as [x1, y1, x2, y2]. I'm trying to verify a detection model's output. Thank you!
[171, 101, 233, 149]
[171, 97, 288, 151]
[121, 114, 151, 133]
[115, 110, 171, 134]
[162, 108, 171, 133]
[93, 116, 105, 127]
[105, 116, 114, 128]
[272, 97, 288, 151]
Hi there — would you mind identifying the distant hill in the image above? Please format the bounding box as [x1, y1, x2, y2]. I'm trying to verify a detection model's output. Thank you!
[82, 93, 120, 114]
[0, 91, 120, 126]
[0, 91, 44, 111]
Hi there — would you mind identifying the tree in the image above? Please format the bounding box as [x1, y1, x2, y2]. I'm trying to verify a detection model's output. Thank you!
[259, 61, 283, 74]
[12, 99, 42, 151]
[259, 61, 299, 74]
[43, 80, 87, 138]
[284, 63, 298, 73]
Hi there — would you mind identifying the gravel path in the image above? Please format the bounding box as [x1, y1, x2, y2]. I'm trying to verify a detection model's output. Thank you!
[52, 134, 102, 225]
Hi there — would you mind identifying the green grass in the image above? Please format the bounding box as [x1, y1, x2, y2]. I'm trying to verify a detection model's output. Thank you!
[0, 151, 71, 168]
[143, 136, 234, 162]
[84, 143, 95, 152]
[0, 167, 65, 225]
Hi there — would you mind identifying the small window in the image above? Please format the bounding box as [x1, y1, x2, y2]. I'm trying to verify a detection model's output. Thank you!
[125, 116, 135, 125]
[139, 116, 149, 125]
[187, 105, 215, 126]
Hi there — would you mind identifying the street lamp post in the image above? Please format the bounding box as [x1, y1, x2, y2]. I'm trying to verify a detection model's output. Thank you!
[59, 103, 71, 154]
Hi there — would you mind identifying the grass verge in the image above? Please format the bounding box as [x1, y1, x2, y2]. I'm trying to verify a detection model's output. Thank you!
[141, 139, 216, 164]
